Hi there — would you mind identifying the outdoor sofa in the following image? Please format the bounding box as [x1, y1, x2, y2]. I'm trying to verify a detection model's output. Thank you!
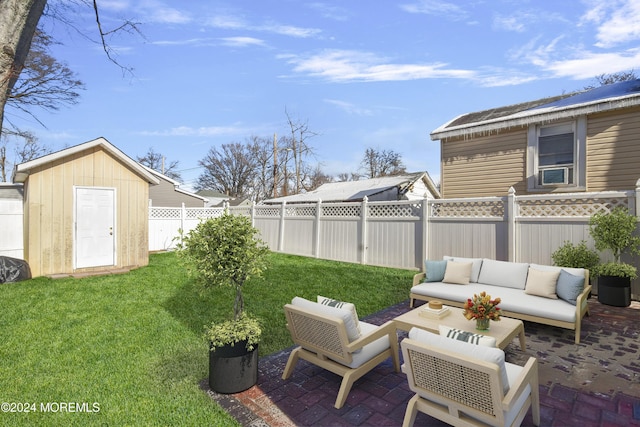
[410, 256, 591, 344]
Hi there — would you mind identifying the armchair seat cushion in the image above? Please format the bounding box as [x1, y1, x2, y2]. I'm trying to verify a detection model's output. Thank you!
[334, 321, 391, 369]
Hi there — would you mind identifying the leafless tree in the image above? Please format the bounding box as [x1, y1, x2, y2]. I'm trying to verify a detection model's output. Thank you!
[196, 143, 257, 198]
[360, 147, 406, 178]
[137, 147, 182, 181]
[246, 135, 275, 201]
[0, 0, 140, 142]
[284, 109, 318, 194]
[0, 131, 51, 181]
[306, 165, 333, 191]
[584, 70, 638, 90]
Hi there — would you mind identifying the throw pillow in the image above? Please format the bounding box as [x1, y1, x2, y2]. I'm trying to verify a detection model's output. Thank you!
[424, 260, 447, 282]
[317, 295, 362, 335]
[438, 325, 497, 347]
[556, 269, 585, 305]
[524, 267, 560, 299]
[442, 261, 472, 285]
[444, 256, 483, 282]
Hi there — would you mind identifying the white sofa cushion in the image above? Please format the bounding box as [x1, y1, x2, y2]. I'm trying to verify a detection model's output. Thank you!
[443, 261, 472, 285]
[524, 267, 559, 299]
[444, 256, 483, 282]
[478, 259, 530, 289]
[408, 327, 509, 395]
[291, 297, 361, 341]
[410, 282, 577, 323]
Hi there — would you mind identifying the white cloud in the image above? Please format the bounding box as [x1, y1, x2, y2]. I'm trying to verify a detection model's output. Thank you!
[307, 3, 350, 21]
[589, 0, 640, 48]
[399, 0, 469, 21]
[139, 126, 246, 137]
[281, 49, 475, 82]
[324, 99, 373, 116]
[542, 48, 640, 79]
[220, 37, 266, 47]
[207, 14, 321, 38]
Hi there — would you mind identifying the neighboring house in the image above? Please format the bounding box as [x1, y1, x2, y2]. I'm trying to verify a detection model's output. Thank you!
[261, 172, 440, 204]
[12, 137, 159, 278]
[196, 189, 229, 207]
[143, 166, 207, 207]
[431, 79, 640, 198]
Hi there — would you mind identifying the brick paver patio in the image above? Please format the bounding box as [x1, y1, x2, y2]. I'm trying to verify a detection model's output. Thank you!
[206, 298, 640, 426]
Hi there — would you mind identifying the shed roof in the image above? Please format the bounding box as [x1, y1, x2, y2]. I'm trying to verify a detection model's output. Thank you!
[261, 172, 439, 204]
[13, 137, 160, 184]
[431, 79, 640, 140]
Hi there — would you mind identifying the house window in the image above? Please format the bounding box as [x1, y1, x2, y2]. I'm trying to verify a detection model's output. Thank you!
[527, 118, 586, 191]
[538, 123, 574, 185]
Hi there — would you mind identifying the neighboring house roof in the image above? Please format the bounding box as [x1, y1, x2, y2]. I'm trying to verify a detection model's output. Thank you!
[196, 189, 229, 198]
[431, 79, 640, 140]
[261, 172, 440, 204]
[12, 137, 160, 185]
[142, 165, 208, 203]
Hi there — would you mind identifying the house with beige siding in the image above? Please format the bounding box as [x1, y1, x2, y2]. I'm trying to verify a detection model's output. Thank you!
[431, 79, 640, 198]
[12, 137, 159, 278]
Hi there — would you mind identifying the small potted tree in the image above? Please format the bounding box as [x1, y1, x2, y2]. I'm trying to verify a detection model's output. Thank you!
[588, 207, 640, 307]
[177, 212, 269, 393]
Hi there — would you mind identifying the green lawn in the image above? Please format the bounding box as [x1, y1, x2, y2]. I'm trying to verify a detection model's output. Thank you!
[0, 252, 414, 426]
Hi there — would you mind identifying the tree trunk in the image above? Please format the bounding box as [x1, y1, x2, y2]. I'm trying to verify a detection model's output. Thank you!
[0, 0, 46, 141]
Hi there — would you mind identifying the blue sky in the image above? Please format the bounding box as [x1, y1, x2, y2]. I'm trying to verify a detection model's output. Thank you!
[13, 0, 640, 190]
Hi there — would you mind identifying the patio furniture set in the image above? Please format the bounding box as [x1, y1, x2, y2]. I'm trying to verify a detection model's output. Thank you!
[282, 257, 591, 427]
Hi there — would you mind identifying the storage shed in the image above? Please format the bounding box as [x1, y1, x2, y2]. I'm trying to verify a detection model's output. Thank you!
[12, 137, 159, 277]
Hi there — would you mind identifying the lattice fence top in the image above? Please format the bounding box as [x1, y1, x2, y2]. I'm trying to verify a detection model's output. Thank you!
[321, 204, 361, 218]
[254, 206, 282, 217]
[286, 205, 317, 217]
[518, 196, 629, 218]
[430, 200, 505, 218]
[185, 208, 224, 219]
[368, 201, 422, 218]
[149, 207, 182, 219]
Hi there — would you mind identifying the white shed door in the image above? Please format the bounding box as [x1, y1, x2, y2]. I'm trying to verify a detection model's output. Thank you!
[75, 187, 115, 269]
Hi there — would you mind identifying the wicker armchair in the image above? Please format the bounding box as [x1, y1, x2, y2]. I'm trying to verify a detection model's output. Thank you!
[282, 297, 400, 409]
[401, 328, 540, 427]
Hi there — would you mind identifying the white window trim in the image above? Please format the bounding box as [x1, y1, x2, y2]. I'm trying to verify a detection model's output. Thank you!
[527, 117, 586, 192]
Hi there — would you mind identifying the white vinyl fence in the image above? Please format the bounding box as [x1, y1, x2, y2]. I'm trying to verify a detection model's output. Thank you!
[0, 185, 24, 259]
[149, 185, 640, 300]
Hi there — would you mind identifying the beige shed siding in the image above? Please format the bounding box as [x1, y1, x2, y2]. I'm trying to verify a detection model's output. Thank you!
[24, 146, 150, 277]
[441, 127, 527, 198]
[587, 107, 640, 192]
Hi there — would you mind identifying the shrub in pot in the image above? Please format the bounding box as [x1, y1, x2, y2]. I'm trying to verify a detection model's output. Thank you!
[588, 207, 640, 306]
[551, 240, 600, 283]
[177, 212, 269, 393]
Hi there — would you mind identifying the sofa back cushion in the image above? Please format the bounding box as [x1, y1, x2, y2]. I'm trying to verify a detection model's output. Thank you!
[443, 256, 483, 282]
[478, 259, 530, 289]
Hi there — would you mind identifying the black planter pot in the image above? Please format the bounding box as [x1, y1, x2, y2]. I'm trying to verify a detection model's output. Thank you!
[208, 341, 258, 394]
[598, 275, 631, 307]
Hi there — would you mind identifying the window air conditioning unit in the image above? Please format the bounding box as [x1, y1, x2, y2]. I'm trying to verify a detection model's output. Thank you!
[541, 167, 568, 185]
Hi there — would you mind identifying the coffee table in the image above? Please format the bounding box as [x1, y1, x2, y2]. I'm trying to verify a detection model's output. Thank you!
[393, 305, 526, 350]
